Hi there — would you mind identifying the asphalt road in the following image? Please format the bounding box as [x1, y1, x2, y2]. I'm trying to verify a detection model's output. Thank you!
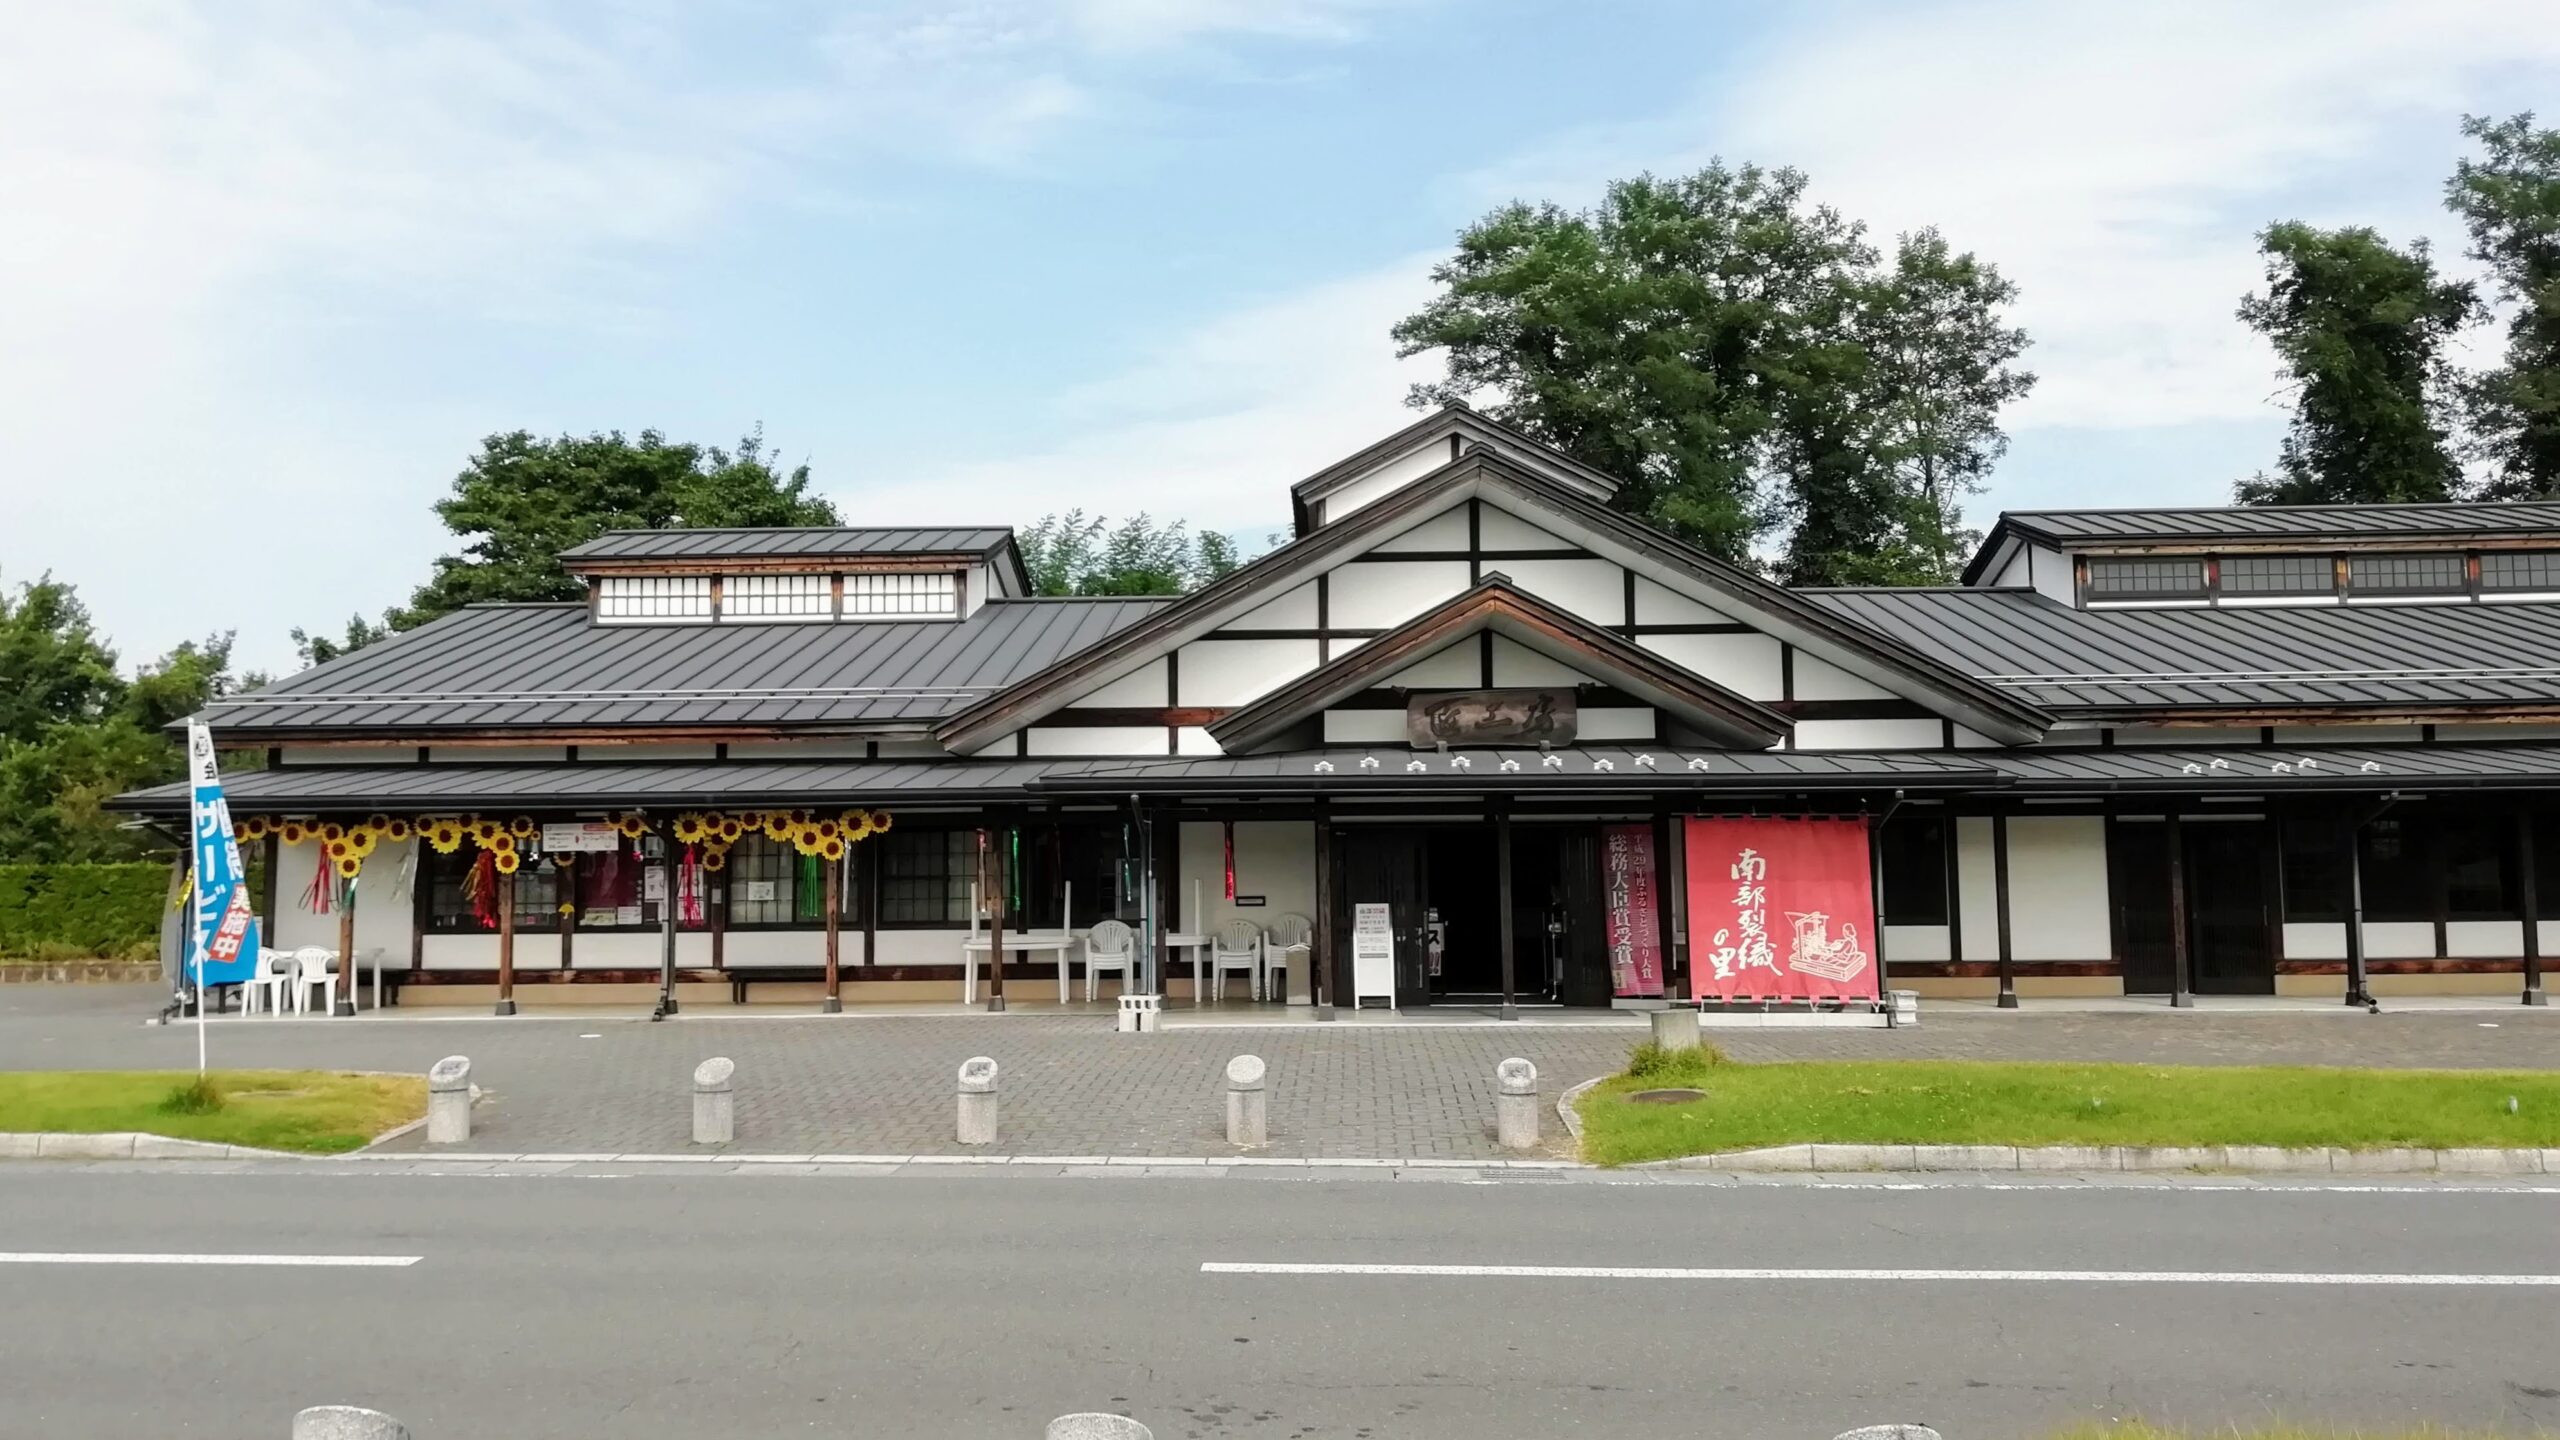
[3, 1169, 2557, 1440]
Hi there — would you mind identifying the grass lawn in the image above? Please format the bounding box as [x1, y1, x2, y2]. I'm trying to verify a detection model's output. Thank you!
[2055, 1426, 2526, 1440]
[0, 1070, 426, 1154]
[1574, 1046, 2560, 1167]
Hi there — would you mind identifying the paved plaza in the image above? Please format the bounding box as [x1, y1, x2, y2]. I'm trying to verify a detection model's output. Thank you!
[5, 985, 2558, 1159]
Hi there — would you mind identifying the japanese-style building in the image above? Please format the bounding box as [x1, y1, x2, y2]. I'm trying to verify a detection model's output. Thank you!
[115, 406, 2560, 1013]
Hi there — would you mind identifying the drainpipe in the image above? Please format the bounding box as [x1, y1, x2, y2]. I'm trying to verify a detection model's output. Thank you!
[1868, 791, 1904, 1014]
[2341, 794, 2398, 1014]
[652, 815, 680, 1021]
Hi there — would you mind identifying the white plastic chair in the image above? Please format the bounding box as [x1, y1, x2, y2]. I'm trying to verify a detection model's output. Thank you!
[1210, 918, 1264, 1001]
[242, 948, 295, 1016]
[1084, 919, 1135, 1002]
[290, 947, 339, 1014]
[1263, 913, 1313, 1002]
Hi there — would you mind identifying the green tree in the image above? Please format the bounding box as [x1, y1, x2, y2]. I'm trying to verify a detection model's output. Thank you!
[2233, 222, 2477, 505]
[1018, 512, 1241, 596]
[289, 614, 392, 668]
[1395, 167, 2034, 582]
[2447, 112, 2560, 499]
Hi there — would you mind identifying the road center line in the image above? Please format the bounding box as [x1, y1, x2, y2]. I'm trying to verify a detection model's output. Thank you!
[1202, 1262, 2560, 1286]
[0, 1252, 421, 1268]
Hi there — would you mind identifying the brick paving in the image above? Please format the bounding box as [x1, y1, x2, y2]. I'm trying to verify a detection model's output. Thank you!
[5, 985, 2557, 1159]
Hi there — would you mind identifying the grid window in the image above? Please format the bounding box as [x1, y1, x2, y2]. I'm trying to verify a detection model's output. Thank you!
[2481, 551, 2560, 592]
[2086, 557, 2207, 600]
[597, 575, 713, 622]
[424, 843, 562, 932]
[845, 571, 958, 619]
[2220, 555, 2334, 596]
[1876, 815, 1949, 926]
[2279, 813, 2351, 922]
[723, 573, 832, 621]
[2347, 553, 2465, 596]
[724, 835, 808, 926]
[879, 828, 978, 925]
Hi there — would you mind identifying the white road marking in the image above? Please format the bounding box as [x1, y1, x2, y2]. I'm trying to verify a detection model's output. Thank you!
[0, 1252, 420, 1268]
[1202, 1262, 2560, 1285]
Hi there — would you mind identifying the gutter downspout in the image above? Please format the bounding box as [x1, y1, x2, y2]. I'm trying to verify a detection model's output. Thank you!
[2342, 794, 2399, 1014]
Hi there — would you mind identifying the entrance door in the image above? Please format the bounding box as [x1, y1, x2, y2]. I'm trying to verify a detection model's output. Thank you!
[1550, 828, 1614, 1006]
[2107, 817, 2273, 996]
[1334, 828, 1427, 1008]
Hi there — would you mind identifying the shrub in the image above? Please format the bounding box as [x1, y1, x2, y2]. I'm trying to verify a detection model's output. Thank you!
[1626, 1039, 1728, 1083]
[160, 1076, 225, 1115]
[0, 864, 170, 955]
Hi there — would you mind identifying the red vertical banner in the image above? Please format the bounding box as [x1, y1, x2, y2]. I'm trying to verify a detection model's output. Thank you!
[1601, 823, 1663, 998]
[1684, 817, 1880, 1002]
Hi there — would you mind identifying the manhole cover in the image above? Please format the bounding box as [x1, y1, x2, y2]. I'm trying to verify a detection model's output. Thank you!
[1628, 1088, 1706, 1104]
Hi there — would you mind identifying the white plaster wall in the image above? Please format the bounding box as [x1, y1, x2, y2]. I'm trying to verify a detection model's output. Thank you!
[1370, 508, 1471, 552]
[874, 739, 946, 759]
[1989, 549, 2031, 588]
[1500, 558, 1624, 618]
[2026, 544, 2077, 605]
[1953, 817, 1997, 963]
[1176, 727, 1221, 756]
[1950, 727, 2005, 749]
[427, 746, 568, 764]
[1631, 578, 1731, 626]
[1323, 441, 1453, 522]
[870, 928, 974, 968]
[1488, 635, 1589, 687]
[1330, 561, 1471, 629]
[1384, 641, 1483, 688]
[1576, 708, 1657, 741]
[1178, 820, 1319, 1001]
[1324, 712, 1407, 744]
[1178, 638, 1323, 705]
[1885, 924, 1951, 962]
[1794, 719, 1945, 750]
[268, 838, 417, 966]
[726, 739, 875, 759]
[2283, 922, 2346, 961]
[418, 930, 713, 971]
[1790, 652, 1896, 701]
[2365, 921, 2437, 959]
[2447, 920, 2523, 958]
[722, 929, 860, 968]
[1475, 505, 1569, 550]
[1638, 632, 1784, 699]
[2005, 816, 2111, 960]
[1077, 658, 1169, 707]
[1025, 726, 1169, 757]
[277, 747, 413, 766]
[1226, 582, 1320, 629]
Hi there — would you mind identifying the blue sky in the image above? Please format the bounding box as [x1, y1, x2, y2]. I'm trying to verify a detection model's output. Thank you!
[6, 0, 2556, 675]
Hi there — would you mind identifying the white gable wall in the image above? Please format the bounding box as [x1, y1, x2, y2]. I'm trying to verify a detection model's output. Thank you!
[1321, 440, 1459, 524]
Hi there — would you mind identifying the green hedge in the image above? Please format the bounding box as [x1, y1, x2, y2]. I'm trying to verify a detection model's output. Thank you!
[0, 864, 171, 955]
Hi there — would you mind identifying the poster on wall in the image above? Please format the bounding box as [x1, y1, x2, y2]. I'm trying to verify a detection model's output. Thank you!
[1683, 817, 1880, 1003]
[1601, 823, 1663, 998]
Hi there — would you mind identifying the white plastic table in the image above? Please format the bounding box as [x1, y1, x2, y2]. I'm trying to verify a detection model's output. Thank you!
[1165, 931, 1211, 1005]
[960, 932, 1079, 1004]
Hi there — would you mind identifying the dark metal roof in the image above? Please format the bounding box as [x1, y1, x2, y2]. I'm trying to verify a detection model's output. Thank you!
[111, 759, 1065, 815]
[1804, 588, 2560, 714]
[196, 598, 1172, 738]
[557, 526, 1014, 562]
[1041, 747, 1993, 795]
[1992, 502, 2560, 547]
[1289, 404, 1621, 534]
[1979, 743, 2560, 793]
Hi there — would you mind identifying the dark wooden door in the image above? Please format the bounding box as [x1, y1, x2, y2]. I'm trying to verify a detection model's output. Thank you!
[1552, 828, 1613, 1006]
[2108, 819, 2176, 994]
[2186, 821, 2274, 995]
[1334, 828, 1429, 1008]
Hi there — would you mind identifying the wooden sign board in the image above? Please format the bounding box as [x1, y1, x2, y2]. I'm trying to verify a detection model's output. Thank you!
[1405, 689, 1577, 748]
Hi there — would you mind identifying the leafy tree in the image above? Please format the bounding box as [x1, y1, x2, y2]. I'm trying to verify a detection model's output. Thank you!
[290, 614, 392, 668]
[2233, 222, 2476, 505]
[1395, 166, 2034, 582]
[2446, 112, 2560, 499]
[1018, 512, 1241, 596]
[0, 574, 256, 863]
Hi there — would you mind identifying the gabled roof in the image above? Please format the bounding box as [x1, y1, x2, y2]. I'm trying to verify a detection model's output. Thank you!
[1803, 587, 2560, 715]
[1288, 404, 1622, 535]
[937, 448, 2052, 750]
[1042, 747, 1995, 795]
[109, 758, 1064, 815]
[1207, 575, 1792, 753]
[558, 526, 1015, 563]
[194, 597, 1170, 740]
[1962, 501, 2560, 584]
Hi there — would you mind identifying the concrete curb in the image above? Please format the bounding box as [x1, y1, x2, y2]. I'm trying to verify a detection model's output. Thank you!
[0, 1131, 303, 1161]
[1556, 1076, 1600, 1148]
[1632, 1143, 2560, 1174]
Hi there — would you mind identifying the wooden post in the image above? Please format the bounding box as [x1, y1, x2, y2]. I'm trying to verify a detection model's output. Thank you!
[333, 874, 358, 1017]
[1312, 803, 1334, 1021]
[652, 820, 679, 1020]
[1942, 813, 1966, 977]
[558, 854, 576, 970]
[495, 868, 518, 1016]
[821, 852, 843, 1014]
[1496, 802, 1517, 1022]
[2167, 809, 2194, 1008]
[2343, 806, 2374, 1010]
[708, 856, 724, 972]
[984, 824, 1008, 1012]
[1151, 811, 1175, 1000]
[1991, 812, 2018, 1009]
[2522, 810, 2547, 1007]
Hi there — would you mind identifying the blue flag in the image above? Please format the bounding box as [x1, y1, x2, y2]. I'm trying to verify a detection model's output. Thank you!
[187, 722, 261, 989]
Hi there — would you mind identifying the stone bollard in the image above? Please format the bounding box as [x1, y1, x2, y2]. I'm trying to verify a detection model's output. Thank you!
[1225, 1054, 1267, 1147]
[1647, 1007, 1701, 1052]
[292, 1405, 412, 1440]
[425, 1055, 471, 1145]
[692, 1056, 735, 1146]
[1835, 1426, 1941, 1440]
[957, 1056, 999, 1145]
[1117, 993, 1162, 1033]
[1048, 1415, 1153, 1440]
[1495, 1057, 1540, 1150]
[1888, 989, 1920, 1028]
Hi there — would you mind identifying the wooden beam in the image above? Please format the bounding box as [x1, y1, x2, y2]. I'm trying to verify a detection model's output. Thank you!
[2523, 810, 2547, 1007]
[1991, 813, 2017, 1010]
[1312, 801, 1334, 1020]
[495, 868, 518, 1016]
[821, 853, 843, 1014]
[2166, 809, 2194, 1008]
[1496, 802, 1517, 1022]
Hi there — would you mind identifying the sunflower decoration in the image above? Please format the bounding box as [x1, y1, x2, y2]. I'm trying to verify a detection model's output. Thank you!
[869, 809, 894, 834]
[469, 817, 502, 845]
[759, 811, 793, 842]
[424, 818, 467, 854]
[233, 820, 256, 846]
[318, 821, 348, 845]
[383, 817, 414, 843]
[334, 855, 363, 880]
[324, 834, 360, 866]
[493, 850, 522, 875]
[616, 812, 649, 840]
[363, 814, 393, 835]
[812, 818, 843, 844]
[345, 828, 378, 861]
[672, 812, 707, 846]
[484, 832, 516, 856]
[819, 835, 847, 863]
[277, 819, 310, 846]
[791, 829, 824, 858]
[505, 815, 533, 839]
[702, 849, 728, 873]
[714, 815, 744, 844]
